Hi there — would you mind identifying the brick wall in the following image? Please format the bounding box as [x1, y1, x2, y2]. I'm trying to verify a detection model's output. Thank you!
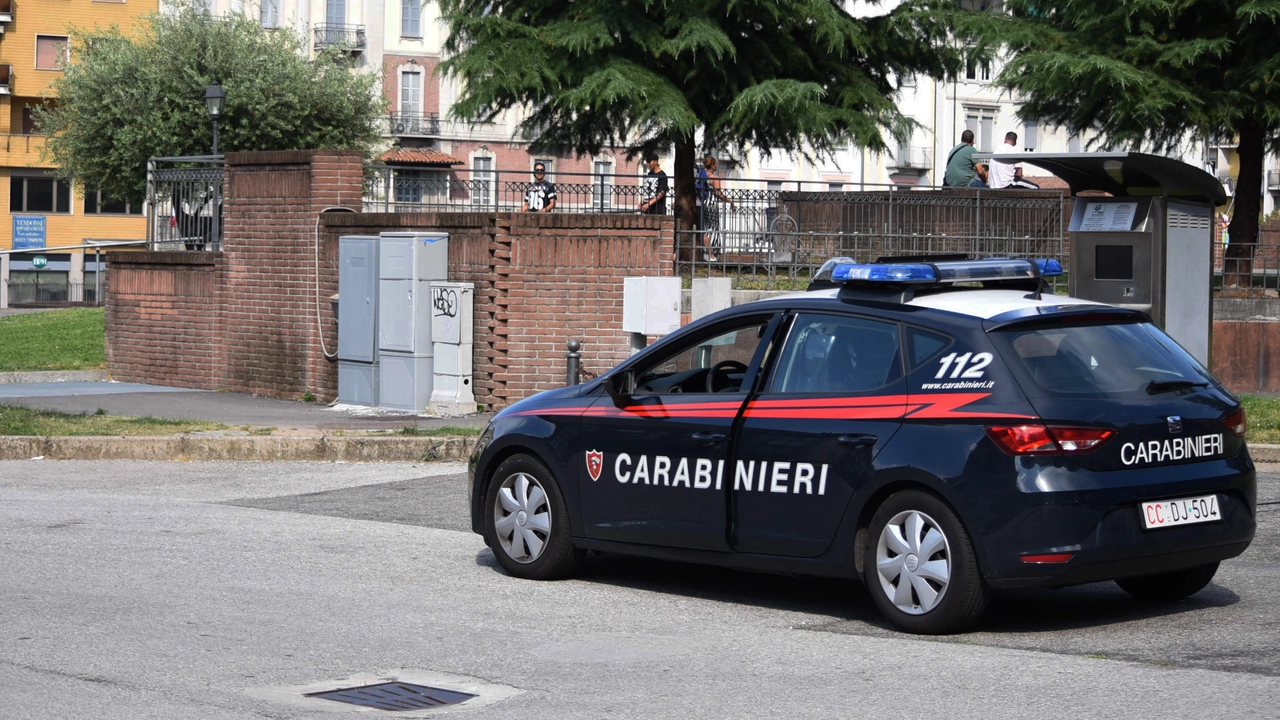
[107, 149, 671, 408]
[105, 252, 220, 389]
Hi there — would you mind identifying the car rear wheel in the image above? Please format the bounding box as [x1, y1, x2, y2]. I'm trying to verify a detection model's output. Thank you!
[1115, 562, 1219, 603]
[484, 454, 584, 580]
[864, 490, 990, 634]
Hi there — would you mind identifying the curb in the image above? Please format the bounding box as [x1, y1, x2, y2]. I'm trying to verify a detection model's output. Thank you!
[0, 435, 474, 462]
[0, 370, 110, 384]
[1251, 443, 1280, 463]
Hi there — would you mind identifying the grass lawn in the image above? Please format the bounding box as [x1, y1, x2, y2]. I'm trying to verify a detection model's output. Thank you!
[0, 308, 105, 372]
[0, 405, 224, 436]
[396, 426, 482, 437]
[1241, 395, 1280, 444]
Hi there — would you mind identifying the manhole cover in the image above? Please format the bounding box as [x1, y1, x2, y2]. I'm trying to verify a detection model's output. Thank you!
[305, 682, 477, 711]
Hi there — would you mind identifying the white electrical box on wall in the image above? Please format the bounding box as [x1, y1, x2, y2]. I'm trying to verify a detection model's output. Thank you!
[429, 282, 476, 416]
[622, 277, 682, 336]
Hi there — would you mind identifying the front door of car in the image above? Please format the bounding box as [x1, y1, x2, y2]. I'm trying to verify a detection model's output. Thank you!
[731, 312, 906, 557]
[578, 314, 778, 551]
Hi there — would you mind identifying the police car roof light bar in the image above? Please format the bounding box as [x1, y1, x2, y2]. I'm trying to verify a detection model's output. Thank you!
[831, 263, 938, 283]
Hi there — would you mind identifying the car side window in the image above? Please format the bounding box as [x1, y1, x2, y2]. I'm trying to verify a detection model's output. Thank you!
[634, 318, 771, 395]
[770, 314, 902, 394]
[906, 326, 953, 370]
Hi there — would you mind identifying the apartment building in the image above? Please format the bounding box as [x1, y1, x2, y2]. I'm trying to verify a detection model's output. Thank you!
[0, 0, 156, 304]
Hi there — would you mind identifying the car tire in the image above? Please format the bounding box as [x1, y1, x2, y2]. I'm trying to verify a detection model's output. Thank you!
[863, 490, 990, 634]
[1115, 562, 1219, 603]
[484, 453, 584, 580]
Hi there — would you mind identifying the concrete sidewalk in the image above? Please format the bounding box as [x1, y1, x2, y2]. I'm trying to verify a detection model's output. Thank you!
[0, 379, 492, 462]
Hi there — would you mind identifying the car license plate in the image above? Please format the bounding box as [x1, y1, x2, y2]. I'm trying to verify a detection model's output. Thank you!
[1140, 494, 1221, 530]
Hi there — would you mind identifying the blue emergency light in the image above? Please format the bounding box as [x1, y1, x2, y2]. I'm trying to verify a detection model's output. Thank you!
[828, 257, 1063, 284]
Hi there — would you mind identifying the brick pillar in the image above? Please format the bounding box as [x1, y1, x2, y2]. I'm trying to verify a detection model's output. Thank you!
[218, 150, 364, 401]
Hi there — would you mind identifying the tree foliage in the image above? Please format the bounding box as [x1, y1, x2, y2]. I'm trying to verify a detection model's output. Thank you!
[995, 0, 1280, 269]
[438, 0, 976, 230]
[37, 0, 385, 203]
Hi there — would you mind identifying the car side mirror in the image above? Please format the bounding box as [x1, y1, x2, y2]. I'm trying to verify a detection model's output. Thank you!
[605, 370, 634, 407]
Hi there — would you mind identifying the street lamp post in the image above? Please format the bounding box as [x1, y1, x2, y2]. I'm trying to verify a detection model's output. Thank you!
[204, 82, 225, 156]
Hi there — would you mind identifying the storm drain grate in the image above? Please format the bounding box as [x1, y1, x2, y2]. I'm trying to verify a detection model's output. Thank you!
[305, 682, 477, 711]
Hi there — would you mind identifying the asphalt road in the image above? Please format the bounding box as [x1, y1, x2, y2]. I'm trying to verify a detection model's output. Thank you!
[1, 459, 1277, 718]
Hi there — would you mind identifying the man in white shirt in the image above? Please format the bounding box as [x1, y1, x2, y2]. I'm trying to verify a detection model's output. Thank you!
[988, 132, 1040, 189]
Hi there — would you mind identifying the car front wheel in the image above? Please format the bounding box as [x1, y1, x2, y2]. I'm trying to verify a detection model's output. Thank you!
[1115, 562, 1219, 602]
[864, 490, 990, 634]
[484, 453, 584, 580]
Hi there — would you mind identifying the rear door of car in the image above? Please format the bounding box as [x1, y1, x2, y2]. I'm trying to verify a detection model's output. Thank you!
[729, 311, 906, 557]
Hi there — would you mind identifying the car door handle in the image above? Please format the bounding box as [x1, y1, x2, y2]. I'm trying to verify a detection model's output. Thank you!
[838, 434, 877, 448]
[692, 432, 727, 446]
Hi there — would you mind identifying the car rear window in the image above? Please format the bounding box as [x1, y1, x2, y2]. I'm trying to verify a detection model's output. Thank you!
[990, 321, 1215, 398]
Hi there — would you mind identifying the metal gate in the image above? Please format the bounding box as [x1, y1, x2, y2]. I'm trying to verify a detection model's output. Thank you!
[146, 156, 224, 251]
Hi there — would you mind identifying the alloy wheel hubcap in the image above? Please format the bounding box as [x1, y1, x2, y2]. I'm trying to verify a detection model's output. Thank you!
[875, 510, 952, 615]
[493, 472, 551, 564]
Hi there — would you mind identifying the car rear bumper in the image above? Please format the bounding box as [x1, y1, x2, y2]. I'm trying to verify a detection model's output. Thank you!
[975, 456, 1256, 589]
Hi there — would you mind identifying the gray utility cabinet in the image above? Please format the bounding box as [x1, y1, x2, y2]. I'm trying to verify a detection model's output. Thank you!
[378, 232, 449, 412]
[337, 235, 379, 406]
[988, 152, 1226, 367]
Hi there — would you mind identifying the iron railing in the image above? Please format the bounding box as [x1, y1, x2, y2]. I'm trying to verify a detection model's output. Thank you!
[388, 112, 441, 137]
[676, 186, 1069, 290]
[893, 146, 932, 169]
[146, 156, 224, 251]
[314, 23, 366, 51]
[6, 280, 99, 306]
[1215, 226, 1280, 297]
[363, 166, 649, 214]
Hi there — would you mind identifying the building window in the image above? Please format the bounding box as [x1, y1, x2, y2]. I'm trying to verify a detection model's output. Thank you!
[261, 0, 280, 28]
[1023, 119, 1038, 152]
[400, 71, 422, 115]
[1068, 133, 1081, 154]
[84, 189, 143, 215]
[402, 0, 422, 38]
[36, 35, 69, 71]
[472, 156, 494, 206]
[592, 160, 613, 210]
[965, 59, 991, 82]
[965, 107, 997, 152]
[533, 158, 555, 176]
[11, 175, 72, 213]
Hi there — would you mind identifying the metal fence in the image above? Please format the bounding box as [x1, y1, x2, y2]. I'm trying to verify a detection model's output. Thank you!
[6, 279, 99, 306]
[147, 156, 223, 251]
[1214, 225, 1280, 298]
[363, 166, 647, 214]
[677, 185, 1069, 290]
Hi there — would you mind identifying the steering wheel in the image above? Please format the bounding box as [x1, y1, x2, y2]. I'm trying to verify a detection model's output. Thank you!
[705, 360, 749, 393]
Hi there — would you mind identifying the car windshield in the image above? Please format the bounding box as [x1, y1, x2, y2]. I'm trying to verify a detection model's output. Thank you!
[990, 321, 1215, 398]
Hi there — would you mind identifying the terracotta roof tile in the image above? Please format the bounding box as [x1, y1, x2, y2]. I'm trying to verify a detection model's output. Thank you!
[381, 148, 464, 165]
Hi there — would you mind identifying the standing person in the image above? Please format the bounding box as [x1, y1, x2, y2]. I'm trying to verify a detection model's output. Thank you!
[696, 155, 736, 261]
[639, 153, 668, 215]
[519, 161, 557, 212]
[988, 132, 1041, 189]
[943, 130, 988, 188]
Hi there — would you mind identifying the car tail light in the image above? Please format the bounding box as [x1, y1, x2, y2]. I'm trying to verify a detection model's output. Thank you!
[1223, 408, 1246, 438]
[985, 424, 1114, 456]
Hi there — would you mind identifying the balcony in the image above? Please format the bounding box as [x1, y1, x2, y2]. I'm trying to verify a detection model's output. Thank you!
[0, 0, 11, 25]
[0, 65, 10, 95]
[313, 23, 366, 52]
[893, 145, 932, 170]
[0, 134, 48, 166]
[388, 112, 441, 138]
[1269, 170, 1280, 192]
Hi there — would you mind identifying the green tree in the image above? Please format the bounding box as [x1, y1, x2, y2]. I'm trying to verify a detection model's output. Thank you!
[36, 0, 386, 204]
[438, 0, 974, 233]
[995, 0, 1280, 281]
